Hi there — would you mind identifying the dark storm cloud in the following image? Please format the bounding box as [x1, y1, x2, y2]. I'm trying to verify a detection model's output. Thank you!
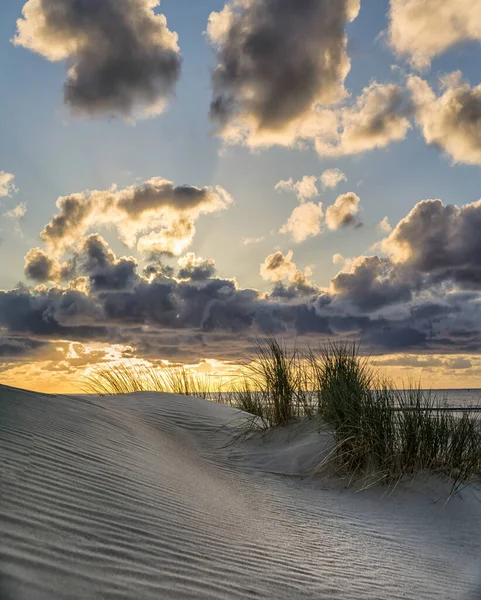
[364, 326, 427, 352]
[384, 199, 481, 289]
[79, 234, 139, 292]
[14, 192, 481, 362]
[2, 269, 480, 359]
[14, 0, 182, 118]
[331, 256, 418, 312]
[0, 286, 106, 339]
[0, 337, 47, 359]
[271, 271, 319, 300]
[208, 0, 359, 131]
[177, 254, 217, 281]
[24, 248, 62, 283]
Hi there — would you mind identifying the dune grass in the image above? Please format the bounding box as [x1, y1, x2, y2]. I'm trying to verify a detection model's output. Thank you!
[84, 338, 481, 491]
[229, 338, 481, 490]
[83, 364, 214, 400]
[306, 342, 481, 491]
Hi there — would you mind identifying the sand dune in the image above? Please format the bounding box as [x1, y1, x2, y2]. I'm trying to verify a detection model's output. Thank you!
[1, 386, 480, 599]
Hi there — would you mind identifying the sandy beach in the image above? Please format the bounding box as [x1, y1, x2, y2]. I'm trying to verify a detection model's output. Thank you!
[1, 385, 480, 599]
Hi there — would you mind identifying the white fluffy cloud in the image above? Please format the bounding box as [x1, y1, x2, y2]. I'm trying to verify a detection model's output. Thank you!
[0, 172, 16, 197]
[389, 0, 481, 70]
[40, 178, 233, 257]
[280, 202, 324, 243]
[320, 168, 347, 189]
[275, 176, 320, 202]
[280, 190, 362, 242]
[313, 82, 412, 157]
[260, 250, 317, 297]
[260, 250, 297, 283]
[325, 193, 361, 230]
[14, 0, 181, 119]
[275, 171, 347, 200]
[378, 217, 393, 234]
[213, 77, 412, 158]
[408, 72, 481, 166]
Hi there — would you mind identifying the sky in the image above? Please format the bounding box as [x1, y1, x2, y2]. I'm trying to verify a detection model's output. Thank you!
[1, 0, 481, 392]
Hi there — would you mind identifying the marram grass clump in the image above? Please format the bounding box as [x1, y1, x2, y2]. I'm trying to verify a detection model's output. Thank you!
[229, 338, 480, 491]
[307, 342, 481, 492]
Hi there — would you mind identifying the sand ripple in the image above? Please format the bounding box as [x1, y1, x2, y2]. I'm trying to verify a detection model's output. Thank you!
[1, 388, 480, 599]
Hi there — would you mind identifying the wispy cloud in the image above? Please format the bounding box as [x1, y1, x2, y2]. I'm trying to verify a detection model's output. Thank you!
[0, 171, 17, 197]
[241, 236, 264, 246]
[4, 202, 27, 234]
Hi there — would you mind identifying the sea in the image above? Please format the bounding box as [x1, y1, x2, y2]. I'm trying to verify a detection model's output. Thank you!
[422, 389, 481, 409]
[216, 389, 481, 411]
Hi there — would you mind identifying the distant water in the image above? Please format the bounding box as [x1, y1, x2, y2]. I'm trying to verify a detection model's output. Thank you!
[217, 389, 481, 410]
[424, 389, 481, 408]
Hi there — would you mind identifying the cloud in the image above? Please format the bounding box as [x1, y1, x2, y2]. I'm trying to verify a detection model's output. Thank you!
[320, 168, 347, 189]
[0, 336, 47, 359]
[260, 250, 297, 283]
[280, 202, 324, 243]
[313, 82, 412, 157]
[447, 357, 472, 370]
[14, 189, 481, 364]
[378, 216, 393, 234]
[177, 253, 216, 281]
[330, 197, 481, 312]
[207, 0, 368, 152]
[382, 198, 481, 289]
[4, 202, 27, 234]
[7, 235, 481, 362]
[260, 250, 318, 299]
[40, 178, 233, 256]
[241, 236, 264, 246]
[4, 203, 26, 219]
[389, 0, 481, 70]
[25, 248, 64, 283]
[14, 0, 181, 119]
[372, 355, 444, 368]
[78, 234, 139, 292]
[25, 235, 138, 291]
[275, 176, 320, 201]
[408, 72, 481, 166]
[210, 64, 412, 158]
[325, 192, 362, 230]
[208, 0, 359, 143]
[271, 268, 319, 300]
[331, 255, 417, 312]
[279, 189, 361, 242]
[0, 171, 16, 197]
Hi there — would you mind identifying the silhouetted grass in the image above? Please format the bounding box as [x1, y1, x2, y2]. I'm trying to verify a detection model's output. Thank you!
[83, 364, 214, 399]
[230, 338, 314, 426]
